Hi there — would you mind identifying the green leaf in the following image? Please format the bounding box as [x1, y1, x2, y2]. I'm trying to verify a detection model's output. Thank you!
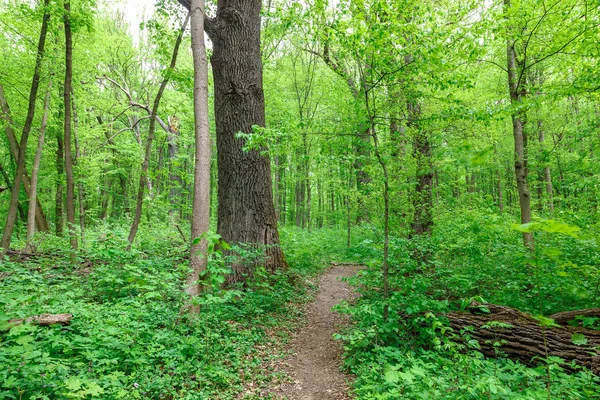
[571, 333, 588, 346]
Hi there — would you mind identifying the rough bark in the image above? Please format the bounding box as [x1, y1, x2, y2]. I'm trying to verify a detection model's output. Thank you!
[201, 0, 288, 278]
[549, 309, 600, 326]
[127, 14, 189, 249]
[0, 0, 50, 254]
[186, 1, 210, 314]
[447, 303, 600, 374]
[26, 79, 52, 251]
[63, 0, 78, 251]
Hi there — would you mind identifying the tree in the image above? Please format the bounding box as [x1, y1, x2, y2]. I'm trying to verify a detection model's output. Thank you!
[126, 13, 190, 249]
[179, 0, 288, 278]
[64, 0, 78, 251]
[186, 0, 210, 313]
[0, 0, 51, 254]
[26, 78, 52, 251]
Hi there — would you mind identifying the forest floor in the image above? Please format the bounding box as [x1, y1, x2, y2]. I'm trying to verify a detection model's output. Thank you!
[269, 264, 362, 400]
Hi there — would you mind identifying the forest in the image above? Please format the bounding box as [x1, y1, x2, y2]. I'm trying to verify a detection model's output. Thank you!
[1, 0, 600, 398]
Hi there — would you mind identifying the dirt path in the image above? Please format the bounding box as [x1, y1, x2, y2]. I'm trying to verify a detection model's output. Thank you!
[272, 264, 362, 400]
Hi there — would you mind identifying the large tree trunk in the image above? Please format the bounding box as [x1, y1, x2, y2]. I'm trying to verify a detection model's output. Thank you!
[63, 0, 78, 251]
[186, 2, 209, 314]
[0, 0, 50, 254]
[505, 0, 534, 250]
[447, 303, 600, 374]
[202, 0, 287, 278]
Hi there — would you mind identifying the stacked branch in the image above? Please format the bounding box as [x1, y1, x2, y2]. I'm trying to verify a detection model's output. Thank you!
[446, 303, 600, 374]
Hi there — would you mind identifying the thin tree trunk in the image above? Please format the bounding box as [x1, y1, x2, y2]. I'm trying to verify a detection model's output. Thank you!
[505, 0, 533, 250]
[0, 164, 27, 223]
[72, 90, 85, 247]
[497, 170, 504, 212]
[63, 0, 78, 251]
[0, 0, 50, 254]
[537, 121, 554, 213]
[167, 118, 182, 216]
[410, 100, 433, 236]
[186, 2, 209, 314]
[26, 79, 52, 251]
[55, 125, 64, 235]
[0, 84, 49, 232]
[127, 14, 190, 249]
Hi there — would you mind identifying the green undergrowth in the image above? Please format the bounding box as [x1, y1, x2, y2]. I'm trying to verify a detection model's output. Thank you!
[0, 224, 353, 399]
[335, 203, 600, 399]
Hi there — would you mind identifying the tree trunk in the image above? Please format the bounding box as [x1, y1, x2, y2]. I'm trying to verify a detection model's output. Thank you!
[186, 2, 210, 314]
[409, 100, 433, 236]
[497, 170, 504, 212]
[0, 0, 50, 254]
[446, 303, 600, 374]
[0, 164, 27, 224]
[72, 90, 85, 246]
[202, 0, 287, 277]
[55, 126, 64, 235]
[127, 14, 189, 249]
[0, 84, 49, 233]
[63, 0, 78, 251]
[167, 117, 182, 216]
[537, 121, 554, 213]
[506, 0, 534, 250]
[26, 79, 52, 251]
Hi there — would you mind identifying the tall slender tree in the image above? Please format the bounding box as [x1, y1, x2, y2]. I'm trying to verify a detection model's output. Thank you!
[0, 0, 51, 254]
[185, 0, 210, 313]
[126, 14, 190, 248]
[64, 0, 78, 251]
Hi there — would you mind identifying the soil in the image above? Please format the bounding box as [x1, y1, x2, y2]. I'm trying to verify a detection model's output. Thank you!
[271, 264, 362, 400]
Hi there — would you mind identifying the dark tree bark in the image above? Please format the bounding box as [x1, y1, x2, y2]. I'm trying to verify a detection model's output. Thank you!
[179, 0, 287, 278]
[0, 0, 50, 254]
[447, 303, 600, 374]
[63, 0, 78, 251]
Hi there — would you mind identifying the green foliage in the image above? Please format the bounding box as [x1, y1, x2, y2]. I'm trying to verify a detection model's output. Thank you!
[0, 228, 314, 399]
[334, 204, 600, 399]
